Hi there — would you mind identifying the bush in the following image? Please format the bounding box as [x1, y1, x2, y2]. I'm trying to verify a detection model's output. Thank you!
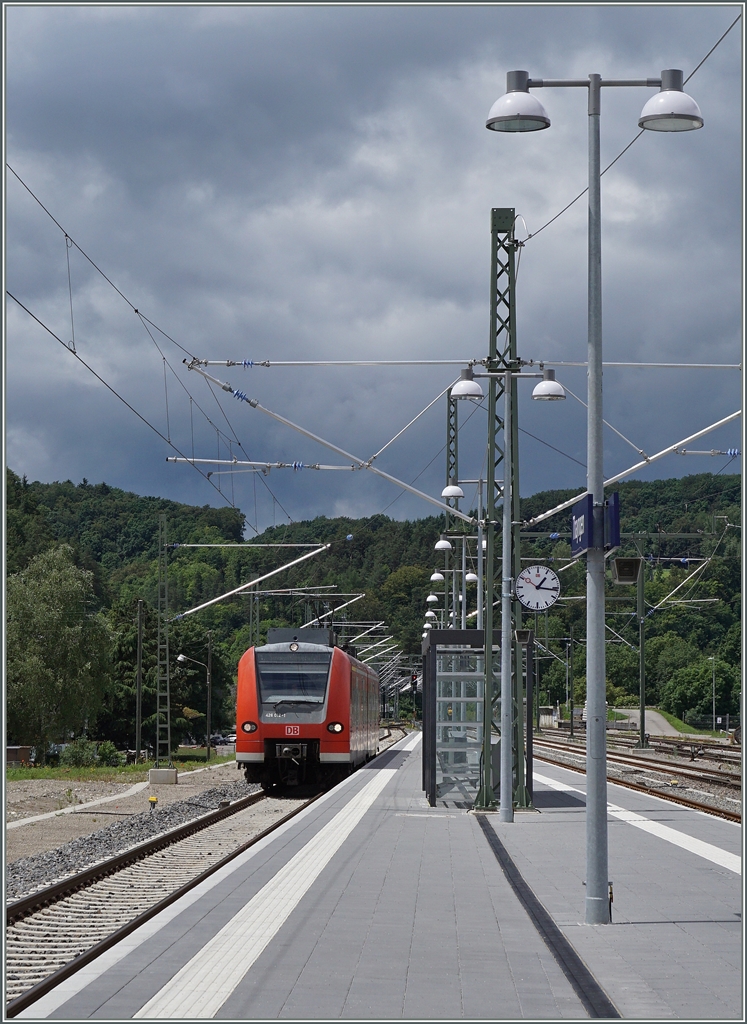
[60, 738, 98, 767]
[96, 740, 122, 767]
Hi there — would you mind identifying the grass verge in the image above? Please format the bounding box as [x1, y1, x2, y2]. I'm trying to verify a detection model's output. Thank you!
[6, 749, 235, 783]
[652, 709, 725, 738]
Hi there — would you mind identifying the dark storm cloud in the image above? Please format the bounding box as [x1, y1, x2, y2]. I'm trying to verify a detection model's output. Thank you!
[4, 5, 742, 529]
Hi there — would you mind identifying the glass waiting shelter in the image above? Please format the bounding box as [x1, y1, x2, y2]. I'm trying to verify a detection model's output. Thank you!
[421, 630, 500, 807]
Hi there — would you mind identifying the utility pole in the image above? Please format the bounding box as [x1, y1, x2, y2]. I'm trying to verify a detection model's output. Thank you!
[569, 625, 575, 738]
[136, 599, 143, 762]
[710, 656, 716, 732]
[636, 561, 648, 748]
[207, 631, 213, 762]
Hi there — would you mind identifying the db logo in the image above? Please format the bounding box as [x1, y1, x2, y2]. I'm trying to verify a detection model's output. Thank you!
[285, 725, 300, 736]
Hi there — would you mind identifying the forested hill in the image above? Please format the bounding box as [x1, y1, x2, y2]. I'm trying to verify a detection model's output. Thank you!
[8, 468, 740, 576]
[6, 466, 740, 659]
[5, 468, 741, 750]
[6, 472, 245, 577]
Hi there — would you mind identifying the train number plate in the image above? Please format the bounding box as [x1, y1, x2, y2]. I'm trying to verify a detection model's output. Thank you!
[285, 725, 300, 736]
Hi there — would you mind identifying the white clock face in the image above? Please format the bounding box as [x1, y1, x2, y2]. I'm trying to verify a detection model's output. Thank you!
[514, 565, 561, 611]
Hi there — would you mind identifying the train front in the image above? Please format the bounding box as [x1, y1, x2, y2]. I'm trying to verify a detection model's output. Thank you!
[236, 630, 351, 788]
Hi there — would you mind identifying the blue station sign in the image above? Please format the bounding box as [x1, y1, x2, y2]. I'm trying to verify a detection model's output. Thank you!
[571, 494, 594, 557]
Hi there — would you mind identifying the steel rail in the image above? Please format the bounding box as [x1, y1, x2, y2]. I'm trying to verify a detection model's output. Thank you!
[5, 791, 325, 1018]
[533, 737, 741, 789]
[557, 728, 742, 763]
[6, 789, 267, 925]
[534, 753, 741, 823]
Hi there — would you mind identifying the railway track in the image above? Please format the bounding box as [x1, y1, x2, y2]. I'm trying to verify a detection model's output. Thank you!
[559, 727, 742, 766]
[5, 788, 321, 1016]
[534, 736, 741, 790]
[533, 742, 741, 823]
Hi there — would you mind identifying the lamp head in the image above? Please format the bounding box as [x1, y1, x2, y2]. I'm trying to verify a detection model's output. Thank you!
[465, 572, 479, 583]
[441, 477, 465, 499]
[176, 654, 188, 664]
[639, 70, 703, 131]
[426, 593, 439, 604]
[486, 70, 551, 132]
[435, 536, 453, 551]
[430, 571, 445, 582]
[450, 367, 484, 399]
[532, 367, 566, 401]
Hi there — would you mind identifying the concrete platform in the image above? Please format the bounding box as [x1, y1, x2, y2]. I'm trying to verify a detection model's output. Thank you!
[18, 732, 742, 1020]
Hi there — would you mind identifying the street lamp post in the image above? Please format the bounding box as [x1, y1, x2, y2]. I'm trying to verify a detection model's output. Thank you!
[176, 632, 213, 762]
[486, 67, 702, 923]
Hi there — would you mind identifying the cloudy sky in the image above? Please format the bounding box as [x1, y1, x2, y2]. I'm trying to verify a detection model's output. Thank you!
[4, 4, 742, 533]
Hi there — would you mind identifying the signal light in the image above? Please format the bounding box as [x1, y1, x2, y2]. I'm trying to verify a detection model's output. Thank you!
[241, 721, 258, 733]
[327, 722, 344, 733]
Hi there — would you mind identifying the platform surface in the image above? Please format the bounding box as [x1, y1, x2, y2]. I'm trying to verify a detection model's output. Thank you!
[18, 732, 742, 1021]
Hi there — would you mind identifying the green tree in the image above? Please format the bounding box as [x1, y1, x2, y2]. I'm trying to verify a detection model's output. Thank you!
[380, 566, 431, 652]
[100, 601, 235, 751]
[660, 658, 739, 720]
[6, 546, 113, 756]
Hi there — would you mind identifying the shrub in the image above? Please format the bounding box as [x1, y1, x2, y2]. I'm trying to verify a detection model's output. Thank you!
[60, 738, 98, 767]
[96, 740, 122, 767]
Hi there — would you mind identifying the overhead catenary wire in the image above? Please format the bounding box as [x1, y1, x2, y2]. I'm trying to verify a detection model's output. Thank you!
[7, 162, 293, 527]
[192, 357, 741, 370]
[560, 381, 648, 458]
[519, 426, 586, 469]
[185, 362, 476, 525]
[300, 594, 366, 627]
[201, 374, 294, 525]
[366, 384, 455, 465]
[524, 410, 742, 528]
[7, 163, 196, 359]
[5, 290, 246, 515]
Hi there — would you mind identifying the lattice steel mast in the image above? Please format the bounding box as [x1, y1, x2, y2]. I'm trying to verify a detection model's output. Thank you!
[155, 513, 173, 767]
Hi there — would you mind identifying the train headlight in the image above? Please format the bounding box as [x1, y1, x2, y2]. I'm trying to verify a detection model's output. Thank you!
[327, 722, 344, 733]
[241, 721, 258, 733]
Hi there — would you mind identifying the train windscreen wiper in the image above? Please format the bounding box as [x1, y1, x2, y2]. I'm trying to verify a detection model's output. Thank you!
[270, 698, 324, 708]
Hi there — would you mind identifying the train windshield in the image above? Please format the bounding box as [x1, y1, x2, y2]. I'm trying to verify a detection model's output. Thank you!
[254, 650, 332, 705]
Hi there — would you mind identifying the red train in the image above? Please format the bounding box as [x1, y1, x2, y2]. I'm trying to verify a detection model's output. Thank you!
[236, 628, 380, 789]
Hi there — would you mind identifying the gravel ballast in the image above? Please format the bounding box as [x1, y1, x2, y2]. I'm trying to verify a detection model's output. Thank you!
[5, 731, 408, 902]
[534, 744, 742, 818]
[5, 776, 261, 902]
